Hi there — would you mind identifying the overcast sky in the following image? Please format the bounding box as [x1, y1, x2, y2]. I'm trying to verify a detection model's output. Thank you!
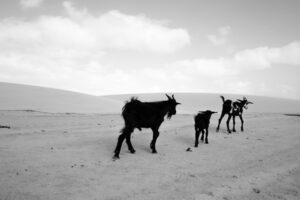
[0, 0, 299, 99]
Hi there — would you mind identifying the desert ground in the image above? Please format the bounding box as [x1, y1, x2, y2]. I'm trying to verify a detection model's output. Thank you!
[0, 110, 299, 200]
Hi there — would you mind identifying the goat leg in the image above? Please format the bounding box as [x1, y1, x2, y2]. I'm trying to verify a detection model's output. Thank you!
[125, 133, 135, 153]
[216, 112, 225, 132]
[150, 129, 160, 153]
[113, 128, 129, 159]
[226, 115, 232, 133]
[232, 116, 236, 132]
[239, 115, 244, 131]
[195, 129, 200, 147]
[205, 128, 209, 144]
[200, 130, 205, 141]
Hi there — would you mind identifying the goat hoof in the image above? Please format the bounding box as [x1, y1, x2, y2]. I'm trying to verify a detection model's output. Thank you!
[152, 150, 157, 154]
[194, 144, 198, 148]
[233, 130, 236, 132]
[129, 149, 136, 154]
[113, 155, 120, 160]
[205, 141, 209, 144]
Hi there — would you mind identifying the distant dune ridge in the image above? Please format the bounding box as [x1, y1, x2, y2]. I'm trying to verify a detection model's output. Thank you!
[0, 82, 122, 114]
[1, 82, 300, 114]
[105, 93, 300, 114]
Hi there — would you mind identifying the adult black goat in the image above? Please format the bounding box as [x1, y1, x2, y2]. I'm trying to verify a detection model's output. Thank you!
[113, 94, 180, 159]
[216, 96, 253, 133]
[194, 110, 217, 146]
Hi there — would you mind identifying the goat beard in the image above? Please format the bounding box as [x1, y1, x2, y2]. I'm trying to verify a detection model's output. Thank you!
[167, 112, 173, 119]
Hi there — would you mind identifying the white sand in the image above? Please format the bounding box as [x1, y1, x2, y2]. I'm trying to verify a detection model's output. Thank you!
[0, 110, 299, 200]
[1, 82, 299, 199]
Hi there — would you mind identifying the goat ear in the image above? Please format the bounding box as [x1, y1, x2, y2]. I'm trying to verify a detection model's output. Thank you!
[176, 102, 181, 105]
[247, 101, 253, 104]
[207, 111, 217, 114]
[165, 94, 171, 100]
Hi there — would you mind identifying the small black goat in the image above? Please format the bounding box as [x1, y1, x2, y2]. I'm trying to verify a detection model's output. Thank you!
[216, 96, 253, 133]
[194, 110, 217, 146]
[113, 94, 180, 159]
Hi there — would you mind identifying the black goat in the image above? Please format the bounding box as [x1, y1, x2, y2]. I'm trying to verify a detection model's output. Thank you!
[216, 96, 253, 133]
[113, 94, 180, 159]
[194, 110, 217, 146]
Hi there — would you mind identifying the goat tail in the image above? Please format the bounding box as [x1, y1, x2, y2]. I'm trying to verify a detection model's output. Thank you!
[220, 95, 225, 103]
[122, 97, 140, 113]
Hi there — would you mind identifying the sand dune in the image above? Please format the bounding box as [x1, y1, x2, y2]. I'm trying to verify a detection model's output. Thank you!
[1, 82, 300, 114]
[104, 93, 300, 114]
[0, 82, 122, 114]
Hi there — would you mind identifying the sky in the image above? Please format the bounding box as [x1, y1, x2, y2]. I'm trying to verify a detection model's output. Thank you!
[0, 0, 299, 99]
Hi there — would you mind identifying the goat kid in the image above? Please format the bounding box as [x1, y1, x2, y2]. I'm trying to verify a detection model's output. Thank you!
[216, 96, 253, 133]
[194, 110, 217, 146]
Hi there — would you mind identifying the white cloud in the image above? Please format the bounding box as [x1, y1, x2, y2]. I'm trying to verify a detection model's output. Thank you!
[63, 1, 89, 19]
[234, 41, 300, 69]
[0, 1, 299, 99]
[207, 34, 228, 46]
[164, 41, 300, 98]
[169, 58, 237, 78]
[170, 41, 300, 74]
[93, 10, 190, 53]
[0, 1, 190, 94]
[4, 1, 190, 54]
[218, 26, 232, 36]
[208, 26, 232, 46]
[20, 0, 44, 8]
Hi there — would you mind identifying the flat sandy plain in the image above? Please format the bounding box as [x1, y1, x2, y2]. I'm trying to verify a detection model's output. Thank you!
[1, 110, 299, 200]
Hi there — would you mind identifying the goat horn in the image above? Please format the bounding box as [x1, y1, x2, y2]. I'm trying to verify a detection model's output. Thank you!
[172, 94, 175, 99]
[165, 94, 171, 100]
